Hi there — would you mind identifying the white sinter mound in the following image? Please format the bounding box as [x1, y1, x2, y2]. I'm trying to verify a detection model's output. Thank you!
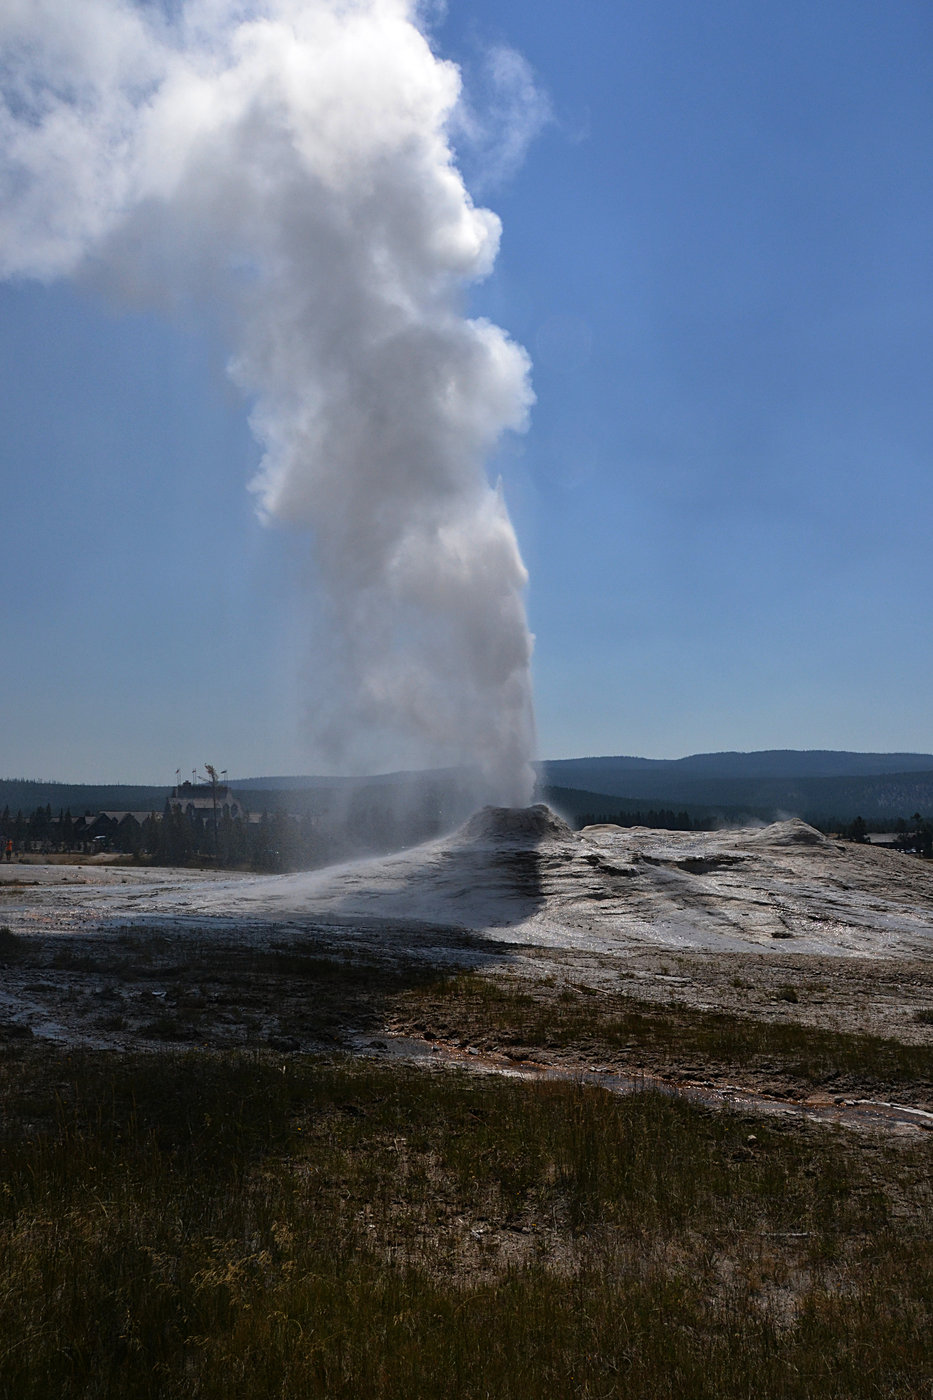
[2, 811, 932, 961]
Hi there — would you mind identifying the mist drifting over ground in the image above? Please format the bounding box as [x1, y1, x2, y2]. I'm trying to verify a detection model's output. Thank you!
[0, 0, 541, 803]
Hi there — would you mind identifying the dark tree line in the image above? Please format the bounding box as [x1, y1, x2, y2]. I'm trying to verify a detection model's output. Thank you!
[0, 803, 342, 871]
[1, 804, 72, 850]
[8, 799, 930, 867]
[150, 803, 328, 870]
[838, 812, 932, 855]
[893, 814, 933, 857]
[0, 787, 452, 872]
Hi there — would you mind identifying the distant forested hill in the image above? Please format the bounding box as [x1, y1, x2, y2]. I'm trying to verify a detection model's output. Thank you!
[542, 750, 933, 785]
[539, 752, 933, 824]
[0, 780, 170, 815]
[5, 750, 933, 827]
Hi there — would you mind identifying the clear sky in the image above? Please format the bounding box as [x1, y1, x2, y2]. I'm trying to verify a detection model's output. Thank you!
[2, 0, 932, 782]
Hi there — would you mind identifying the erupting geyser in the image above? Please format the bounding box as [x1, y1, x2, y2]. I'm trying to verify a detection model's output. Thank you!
[0, 0, 542, 803]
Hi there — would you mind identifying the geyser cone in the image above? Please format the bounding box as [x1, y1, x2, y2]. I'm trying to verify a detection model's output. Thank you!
[457, 803, 574, 846]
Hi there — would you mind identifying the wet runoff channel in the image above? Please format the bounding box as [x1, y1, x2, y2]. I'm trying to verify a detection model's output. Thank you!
[350, 1031, 933, 1139]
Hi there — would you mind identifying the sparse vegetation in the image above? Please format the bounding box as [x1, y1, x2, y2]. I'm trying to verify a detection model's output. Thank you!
[0, 1044, 929, 1399]
[393, 974, 933, 1093]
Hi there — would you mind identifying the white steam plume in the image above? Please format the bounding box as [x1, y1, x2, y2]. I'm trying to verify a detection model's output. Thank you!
[0, 0, 539, 803]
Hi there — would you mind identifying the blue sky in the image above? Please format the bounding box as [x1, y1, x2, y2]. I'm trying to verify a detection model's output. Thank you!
[2, 0, 932, 782]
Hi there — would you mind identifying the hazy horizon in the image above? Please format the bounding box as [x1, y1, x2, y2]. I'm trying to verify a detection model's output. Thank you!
[6, 745, 933, 793]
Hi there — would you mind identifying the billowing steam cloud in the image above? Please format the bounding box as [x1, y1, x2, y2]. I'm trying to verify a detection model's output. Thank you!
[0, 0, 540, 802]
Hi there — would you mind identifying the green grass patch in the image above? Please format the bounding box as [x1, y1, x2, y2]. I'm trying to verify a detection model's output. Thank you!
[0, 1044, 929, 1398]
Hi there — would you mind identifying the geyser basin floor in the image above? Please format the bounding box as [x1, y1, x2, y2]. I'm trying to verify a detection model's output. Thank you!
[1, 817, 929, 1399]
[0, 812, 930, 1084]
[4, 810, 932, 959]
